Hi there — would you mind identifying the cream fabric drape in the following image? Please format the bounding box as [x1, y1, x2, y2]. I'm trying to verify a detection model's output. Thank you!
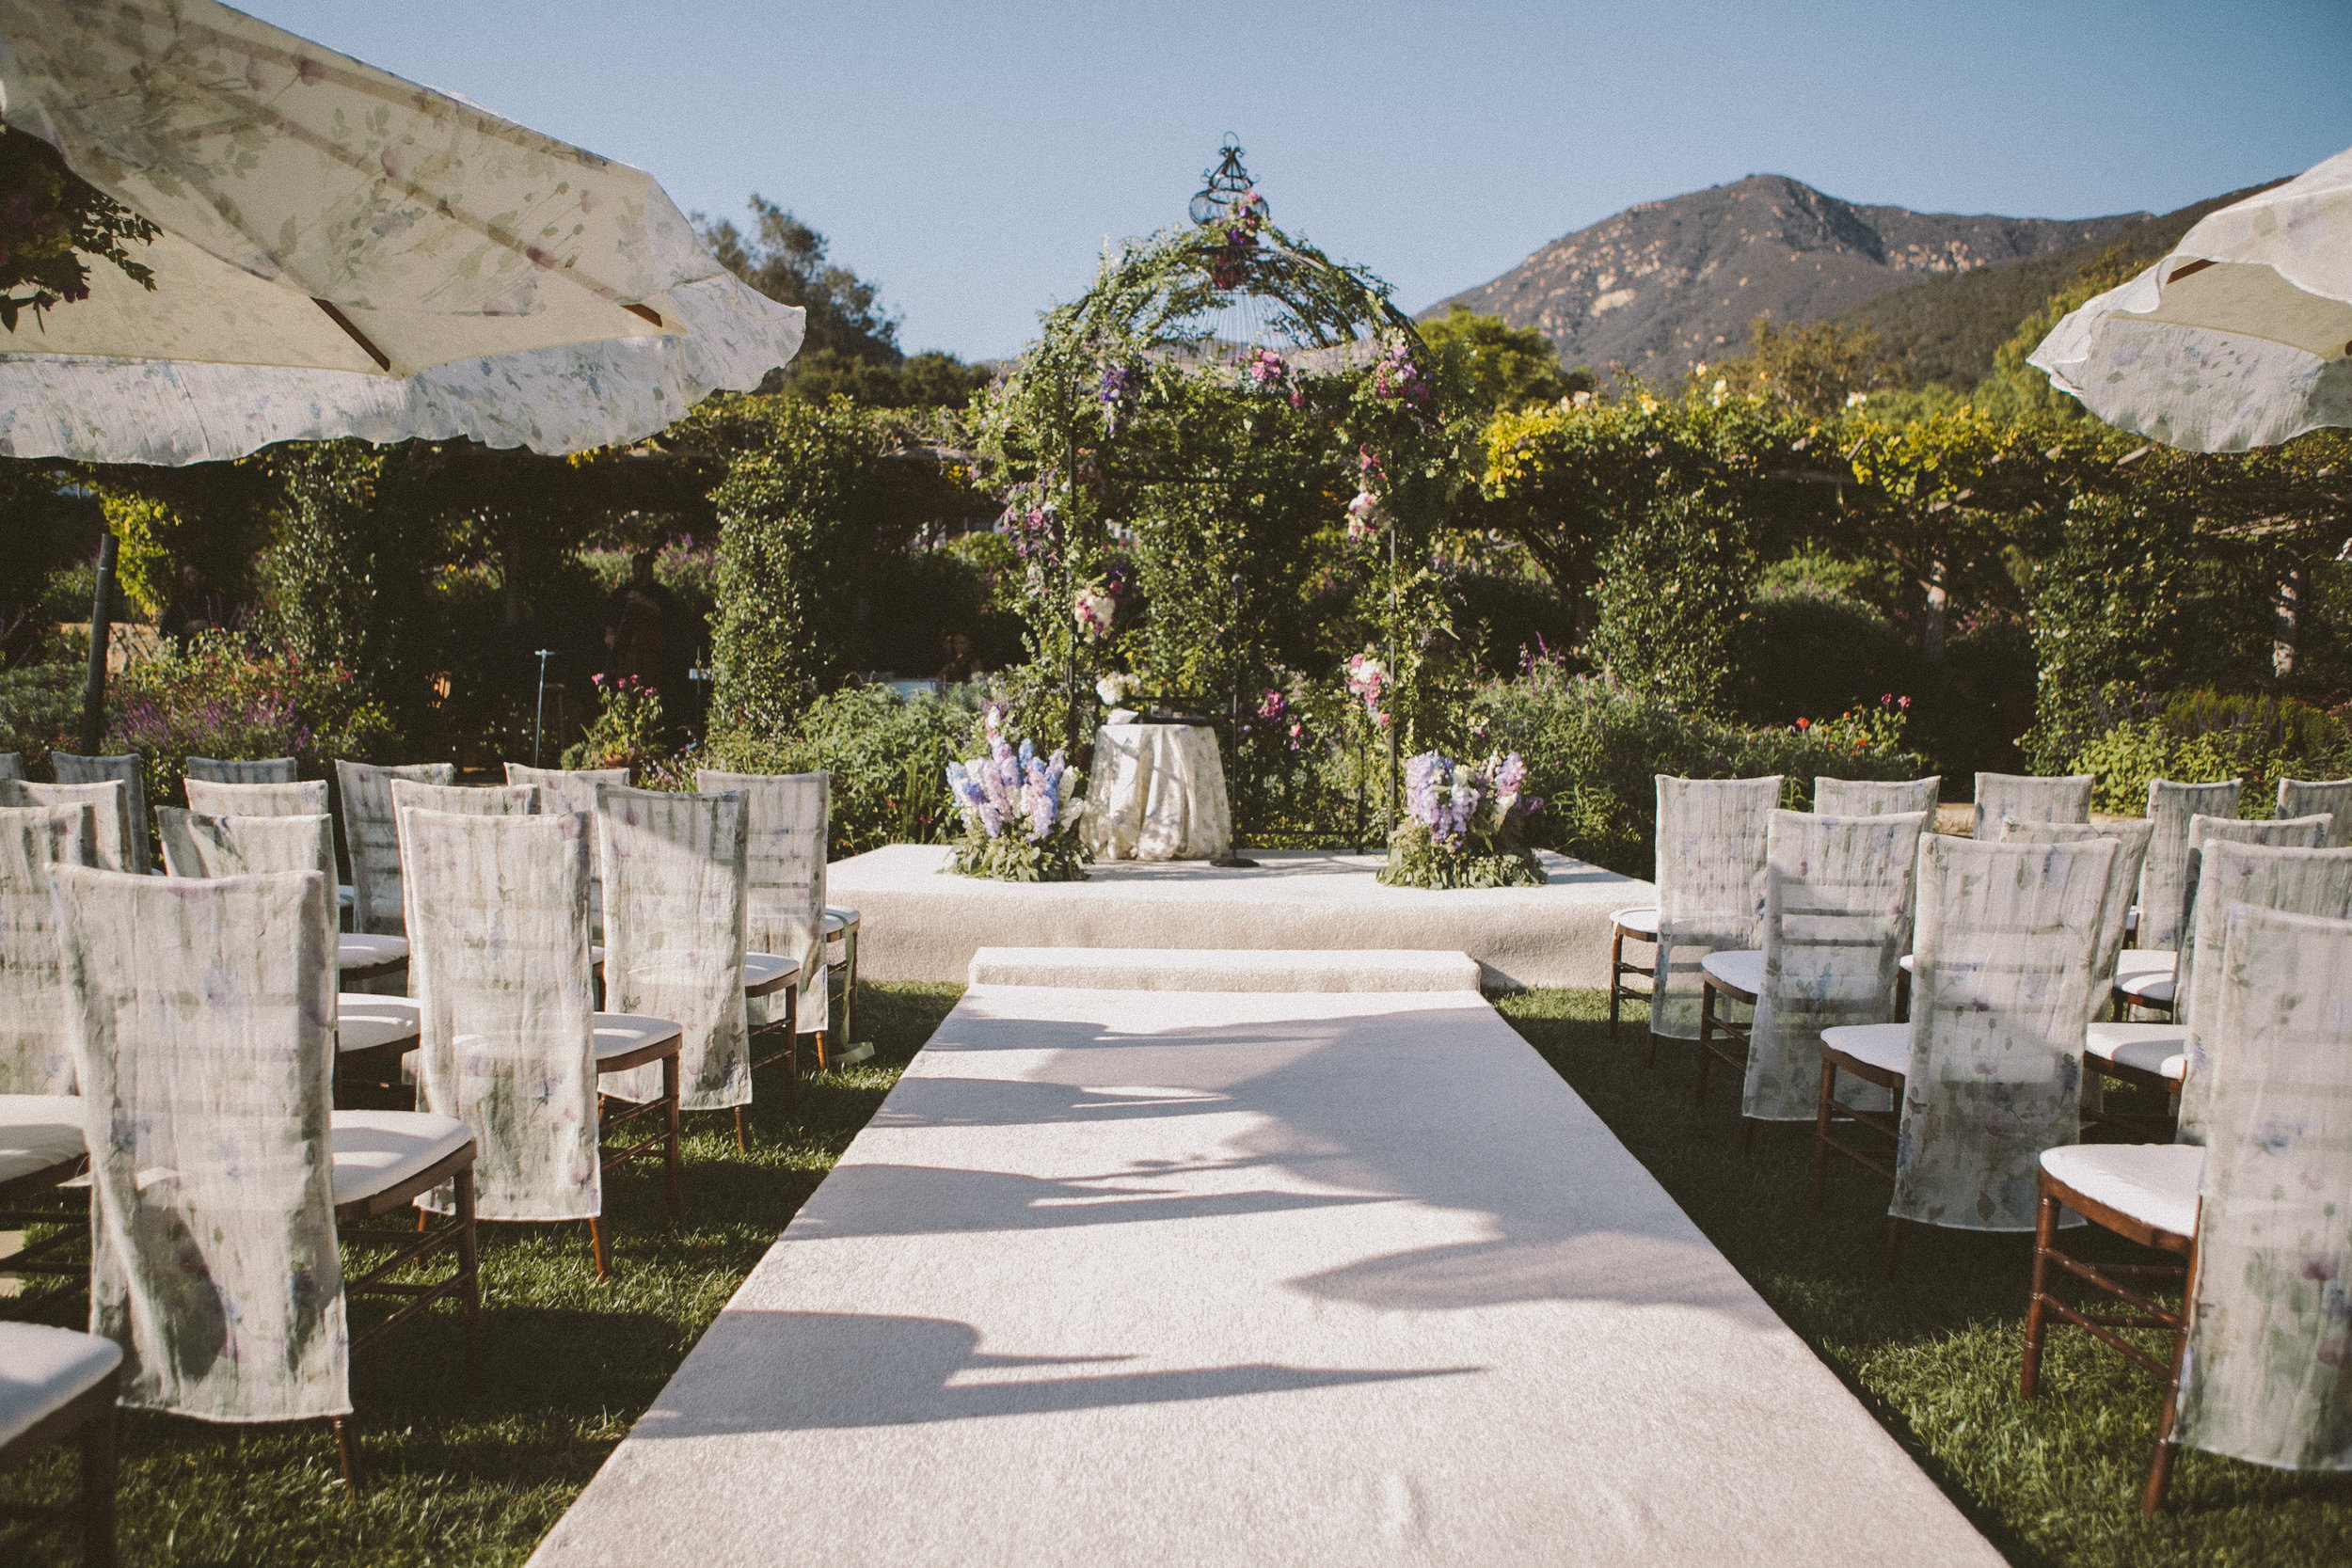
[2, 779, 133, 873]
[0, 804, 92, 1094]
[184, 757, 297, 784]
[2176, 903, 2352, 1470]
[597, 785, 749, 1111]
[1893, 836, 2113, 1232]
[1813, 777, 1940, 817]
[51, 864, 347, 1422]
[508, 766, 628, 940]
[2139, 780, 2246, 952]
[0, 753, 20, 781]
[398, 810, 598, 1221]
[2279, 779, 2352, 848]
[185, 778, 328, 818]
[1999, 819, 2154, 1012]
[335, 761, 454, 935]
[1650, 776, 1781, 1041]
[1970, 773, 2092, 840]
[1082, 724, 1232, 862]
[2173, 842, 2352, 1146]
[699, 770, 828, 1037]
[157, 809, 339, 1020]
[51, 754, 149, 874]
[1740, 809, 1924, 1123]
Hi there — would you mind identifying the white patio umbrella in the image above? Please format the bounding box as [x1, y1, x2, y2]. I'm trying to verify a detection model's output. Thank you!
[0, 0, 804, 465]
[2029, 145, 2352, 452]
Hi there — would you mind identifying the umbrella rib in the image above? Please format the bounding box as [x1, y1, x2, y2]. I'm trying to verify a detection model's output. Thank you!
[311, 298, 391, 372]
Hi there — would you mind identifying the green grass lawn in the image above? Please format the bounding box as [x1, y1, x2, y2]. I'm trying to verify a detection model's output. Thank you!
[6, 981, 2346, 1565]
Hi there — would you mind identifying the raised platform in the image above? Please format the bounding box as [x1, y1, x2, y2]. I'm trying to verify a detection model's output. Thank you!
[529, 975, 2000, 1568]
[829, 845, 1651, 990]
[967, 945, 1482, 991]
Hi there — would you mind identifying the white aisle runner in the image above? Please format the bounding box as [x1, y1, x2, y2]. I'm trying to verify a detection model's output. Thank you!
[530, 972, 2000, 1568]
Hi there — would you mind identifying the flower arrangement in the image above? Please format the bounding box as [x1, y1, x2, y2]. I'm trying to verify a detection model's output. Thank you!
[1073, 563, 1128, 642]
[1377, 750, 1547, 890]
[1345, 652, 1390, 728]
[944, 708, 1090, 882]
[564, 673, 669, 775]
[1096, 670, 1145, 707]
[1242, 345, 1287, 391]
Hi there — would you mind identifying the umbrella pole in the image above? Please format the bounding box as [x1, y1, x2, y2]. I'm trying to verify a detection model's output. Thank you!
[532, 649, 554, 768]
[79, 531, 118, 755]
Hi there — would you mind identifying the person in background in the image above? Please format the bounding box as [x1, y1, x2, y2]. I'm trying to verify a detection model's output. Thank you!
[936, 630, 978, 689]
[604, 548, 674, 689]
[157, 562, 216, 653]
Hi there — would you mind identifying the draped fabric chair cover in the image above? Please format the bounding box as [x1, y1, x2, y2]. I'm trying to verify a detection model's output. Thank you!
[699, 769, 828, 1036]
[1814, 776, 1940, 817]
[1894, 835, 2114, 1232]
[2172, 841, 2352, 1146]
[2278, 778, 2352, 848]
[184, 756, 297, 784]
[1740, 809, 1925, 1123]
[157, 810, 339, 1008]
[1649, 775, 1782, 1041]
[2138, 779, 2247, 952]
[2176, 903, 2352, 1471]
[508, 765, 628, 940]
[388, 781, 540, 817]
[0, 752, 20, 780]
[184, 777, 328, 818]
[1, 778, 133, 873]
[336, 761, 454, 935]
[50, 864, 348, 1423]
[0, 804, 92, 1094]
[398, 809, 599, 1221]
[596, 784, 750, 1111]
[1971, 773, 2093, 840]
[51, 754, 149, 874]
[2179, 816, 2333, 978]
[1999, 819, 2155, 1012]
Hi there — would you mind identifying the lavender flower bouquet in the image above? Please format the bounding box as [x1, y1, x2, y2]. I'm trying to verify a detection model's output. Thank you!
[1375, 751, 1547, 890]
[943, 709, 1090, 882]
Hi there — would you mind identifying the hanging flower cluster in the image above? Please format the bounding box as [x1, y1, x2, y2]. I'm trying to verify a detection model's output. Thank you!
[1073, 562, 1128, 642]
[1345, 652, 1389, 728]
[996, 487, 1059, 568]
[944, 709, 1090, 882]
[1242, 345, 1287, 391]
[1380, 751, 1545, 890]
[1209, 188, 1267, 289]
[1099, 363, 1135, 434]
[1372, 337, 1430, 413]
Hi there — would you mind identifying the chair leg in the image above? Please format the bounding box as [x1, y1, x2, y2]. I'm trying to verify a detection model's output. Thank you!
[1883, 1215, 1903, 1280]
[82, 1402, 117, 1568]
[1608, 929, 1624, 1040]
[2143, 1243, 2200, 1515]
[663, 1053, 682, 1220]
[735, 1104, 749, 1153]
[332, 1415, 362, 1499]
[843, 929, 858, 1043]
[2021, 1188, 2058, 1400]
[456, 1166, 483, 1384]
[1811, 1058, 1836, 1212]
[1694, 982, 1716, 1108]
[588, 1215, 612, 1280]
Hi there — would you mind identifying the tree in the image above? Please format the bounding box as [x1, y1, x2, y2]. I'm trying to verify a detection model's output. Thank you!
[698, 197, 902, 364]
[1421, 304, 1590, 416]
[1706, 317, 1893, 420]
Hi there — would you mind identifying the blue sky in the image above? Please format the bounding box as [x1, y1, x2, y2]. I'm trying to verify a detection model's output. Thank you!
[243, 1, 2351, 362]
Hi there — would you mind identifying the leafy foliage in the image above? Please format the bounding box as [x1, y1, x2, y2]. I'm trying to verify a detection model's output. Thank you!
[1702, 316, 1892, 420]
[689, 686, 984, 857]
[1420, 304, 1590, 415]
[1586, 490, 1757, 718]
[561, 674, 670, 776]
[699, 196, 900, 363]
[2063, 689, 2352, 816]
[0, 127, 158, 331]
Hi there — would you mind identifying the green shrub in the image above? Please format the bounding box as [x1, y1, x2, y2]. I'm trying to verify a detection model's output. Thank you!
[0, 661, 80, 767]
[2066, 688, 2352, 816]
[1587, 491, 1756, 719]
[561, 674, 672, 777]
[692, 685, 984, 857]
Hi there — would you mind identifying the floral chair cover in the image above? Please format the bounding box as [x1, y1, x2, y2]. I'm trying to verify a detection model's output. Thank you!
[1813, 776, 1940, 817]
[699, 769, 828, 1037]
[2139, 779, 2247, 951]
[2172, 841, 2352, 1146]
[398, 809, 598, 1222]
[51, 863, 348, 1423]
[508, 765, 628, 940]
[51, 753, 149, 873]
[0, 803, 92, 1094]
[1650, 775, 1782, 1041]
[1894, 835, 2114, 1232]
[2278, 778, 2352, 848]
[596, 784, 750, 1110]
[2176, 902, 2352, 1471]
[335, 761, 454, 935]
[1998, 818, 2155, 1011]
[184, 777, 329, 818]
[157, 809, 340, 1006]
[0, 752, 20, 781]
[1741, 808, 1925, 1123]
[1971, 772, 2092, 840]
[1, 778, 133, 873]
[184, 756, 297, 784]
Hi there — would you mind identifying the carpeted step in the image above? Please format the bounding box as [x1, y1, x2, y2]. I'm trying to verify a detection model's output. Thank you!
[966, 944, 1481, 992]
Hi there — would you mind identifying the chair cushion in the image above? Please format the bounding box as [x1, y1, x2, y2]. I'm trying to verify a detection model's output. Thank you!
[1610, 905, 1660, 938]
[593, 1013, 682, 1064]
[328, 1110, 472, 1207]
[591, 944, 605, 967]
[825, 905, 862, 933]
[2114, 949, 2176, 982]
[337, 994, 421, 1055]
[2041, 1142, 2203, 1239]
[0, 1095, 87, 1185]
[743, 951, 802, 995]
[1700, 948, 1764, 997]
[1820, 1022, 1911, 1077]
[338, 932, 409, 971]
[0, 1322, 121, 1448]
[2085, 1022, 2188, 1082]
[2115, 970, 2177, 1006]
[1898, 952, 1913, 974]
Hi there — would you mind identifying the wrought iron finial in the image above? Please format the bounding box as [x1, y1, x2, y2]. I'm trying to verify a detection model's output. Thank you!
[1189, 135, 1266, 228]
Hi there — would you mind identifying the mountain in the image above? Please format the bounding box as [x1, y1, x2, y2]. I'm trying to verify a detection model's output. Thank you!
[1422, 174, 2157, 385]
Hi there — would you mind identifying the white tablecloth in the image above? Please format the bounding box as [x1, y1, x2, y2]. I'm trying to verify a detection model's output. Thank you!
[1081, 723, 1233, 862]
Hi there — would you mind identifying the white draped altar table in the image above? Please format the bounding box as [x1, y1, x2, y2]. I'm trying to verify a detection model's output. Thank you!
[1081, 722, 1232, 862]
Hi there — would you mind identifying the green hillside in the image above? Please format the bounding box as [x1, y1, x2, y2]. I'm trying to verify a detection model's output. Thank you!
[1839, 180, 2289, 389]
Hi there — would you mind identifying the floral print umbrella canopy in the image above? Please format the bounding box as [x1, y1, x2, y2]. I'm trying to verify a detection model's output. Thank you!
[2029, 144, 2352, 452]
[0, 0, 804, 464]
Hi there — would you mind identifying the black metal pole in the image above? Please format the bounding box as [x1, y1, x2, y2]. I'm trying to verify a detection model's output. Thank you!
[532, 648, 554, 767]
[79, 531, 118, 755]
